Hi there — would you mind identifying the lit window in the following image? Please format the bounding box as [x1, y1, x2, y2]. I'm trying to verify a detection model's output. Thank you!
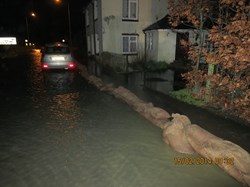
[122, 34, 138, 54]
[122, 0, 138, 20]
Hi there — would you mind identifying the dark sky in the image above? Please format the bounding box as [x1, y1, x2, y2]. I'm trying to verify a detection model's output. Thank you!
[0, 0, 91, 45]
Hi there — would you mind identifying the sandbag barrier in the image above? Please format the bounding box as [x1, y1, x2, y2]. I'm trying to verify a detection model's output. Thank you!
[78, 64, 250, 186]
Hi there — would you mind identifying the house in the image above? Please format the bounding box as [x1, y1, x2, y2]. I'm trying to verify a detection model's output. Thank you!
[84, 0, 209, 73]
[143, 15, 210, 64]
[84, 0, 168, 71]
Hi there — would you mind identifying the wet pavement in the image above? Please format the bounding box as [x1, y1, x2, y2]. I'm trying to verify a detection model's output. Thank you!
[0, 51, 245, 186]
[100, 73, 250, 153]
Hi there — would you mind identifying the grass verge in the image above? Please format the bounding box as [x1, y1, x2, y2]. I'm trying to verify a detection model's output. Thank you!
[169, 89, 205, 107]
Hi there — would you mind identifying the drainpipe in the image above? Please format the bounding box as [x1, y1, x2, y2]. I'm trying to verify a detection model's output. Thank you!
[143, 31, 147, 62]
[92, 1, 97, 75]
[125, 54, 128, 83]
[143, 30, 147, 86]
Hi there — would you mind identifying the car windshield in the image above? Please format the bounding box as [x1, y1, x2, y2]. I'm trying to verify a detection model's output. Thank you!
[45, 46, 70, 54]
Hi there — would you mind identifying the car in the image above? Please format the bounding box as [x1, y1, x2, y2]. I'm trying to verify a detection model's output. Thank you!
[41, 42, 76, 70]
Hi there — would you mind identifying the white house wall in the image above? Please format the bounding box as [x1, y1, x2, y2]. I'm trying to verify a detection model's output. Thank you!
[151, 0, 168, 21]
[145, 29, 176, 64]
[85, 0, 103, 55]
[101, 0, 122, 54]
[102, 0, 149, 55]
[85, 3, 94, 55]
[96, 0, 103, 54]
[85, 0, 169, 61]
[145, 30, 159, 62]
[101, 0, 169, 57]
[158, 30, 176, 63]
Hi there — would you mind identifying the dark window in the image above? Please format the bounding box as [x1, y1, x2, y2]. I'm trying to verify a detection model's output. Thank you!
[122, 0, 138, 20]
[122, 34, 138, 54]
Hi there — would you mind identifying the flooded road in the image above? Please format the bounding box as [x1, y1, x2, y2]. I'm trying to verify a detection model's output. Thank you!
[0, 51, 242, 187]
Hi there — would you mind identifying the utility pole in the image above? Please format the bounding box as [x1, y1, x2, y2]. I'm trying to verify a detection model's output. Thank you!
[25, 16, 30, 42]
[25, 12, 36, 45]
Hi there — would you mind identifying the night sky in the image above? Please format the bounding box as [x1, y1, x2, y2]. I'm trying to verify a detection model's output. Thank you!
[0, 0, 91, 46]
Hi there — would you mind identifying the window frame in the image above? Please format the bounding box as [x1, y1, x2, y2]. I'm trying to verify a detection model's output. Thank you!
[122, 0, 139, 21]
[146, 32, 153, 51]
[122, 34, 138, 55]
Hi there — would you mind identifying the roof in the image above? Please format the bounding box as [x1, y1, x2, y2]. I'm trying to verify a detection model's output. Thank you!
[143, 15, 212, 31]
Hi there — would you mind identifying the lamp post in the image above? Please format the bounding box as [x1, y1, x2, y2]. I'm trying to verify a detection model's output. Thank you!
[54, 0, 72, 46]
[25, 12, 36, 46]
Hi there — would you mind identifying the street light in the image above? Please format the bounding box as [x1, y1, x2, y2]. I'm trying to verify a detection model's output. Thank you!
[25, 12, 36, 46]
[54, 0, 72, 46]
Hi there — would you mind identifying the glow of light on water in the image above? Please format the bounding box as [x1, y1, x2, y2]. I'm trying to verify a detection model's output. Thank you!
[49, 92, 80, 121]
[19, 51, 242, 187]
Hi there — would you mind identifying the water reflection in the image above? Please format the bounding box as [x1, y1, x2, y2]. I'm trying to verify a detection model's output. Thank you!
[43, 71, 75, 93]
[42, 72, 81, 122]
[26, 51, 80, 121]
[27, 50, 77, 95]
[49, 92, 80, 121]
[27, 51, 44, 91]
[29, 51, 82, 144]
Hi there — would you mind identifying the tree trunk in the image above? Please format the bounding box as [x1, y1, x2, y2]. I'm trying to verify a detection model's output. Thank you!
[205, 63, 215, 101]
[193, 14, 205, 94]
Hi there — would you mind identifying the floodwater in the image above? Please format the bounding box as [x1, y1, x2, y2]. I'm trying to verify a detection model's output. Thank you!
[0, 50, 242, 187]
